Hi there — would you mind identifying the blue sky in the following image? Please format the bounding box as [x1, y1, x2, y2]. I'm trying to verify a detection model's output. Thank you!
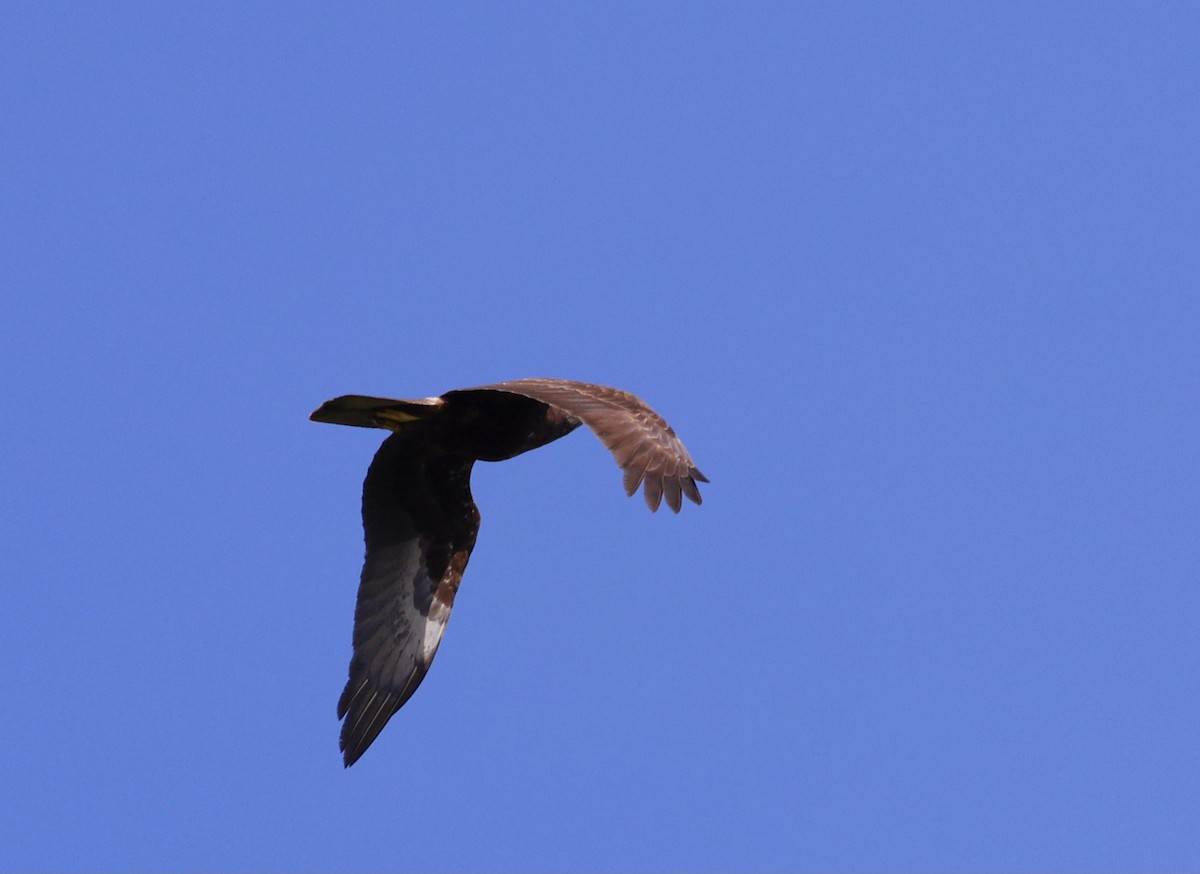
[2, 2, 1198, 870]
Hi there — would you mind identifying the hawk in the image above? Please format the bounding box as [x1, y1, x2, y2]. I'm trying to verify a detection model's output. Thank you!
[311, 378, 708, 766]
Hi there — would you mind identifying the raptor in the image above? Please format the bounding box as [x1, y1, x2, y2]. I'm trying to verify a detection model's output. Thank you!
[311, 378, 707, 766]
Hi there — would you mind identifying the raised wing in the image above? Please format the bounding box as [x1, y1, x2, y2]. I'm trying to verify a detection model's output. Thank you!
[336, 433, 478, 767]
[453, 378, 708, 513]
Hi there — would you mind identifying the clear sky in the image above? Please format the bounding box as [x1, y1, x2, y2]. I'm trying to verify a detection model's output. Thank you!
[2, 2, 1197, 870]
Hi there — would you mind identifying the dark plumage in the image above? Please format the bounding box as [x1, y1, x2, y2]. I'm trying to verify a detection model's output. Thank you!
[311, 378, 708, 767]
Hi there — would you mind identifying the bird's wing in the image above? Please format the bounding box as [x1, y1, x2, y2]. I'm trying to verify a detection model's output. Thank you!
[451, 378, 708, 512]
[336, 433, 478, 767]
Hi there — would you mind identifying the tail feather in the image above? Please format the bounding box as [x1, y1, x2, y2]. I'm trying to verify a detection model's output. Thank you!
[310, 395, 444, 429]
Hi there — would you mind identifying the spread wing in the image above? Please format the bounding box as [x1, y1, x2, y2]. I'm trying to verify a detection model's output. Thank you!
[453, 378, 708, 512]
[336, 433, 478, 767]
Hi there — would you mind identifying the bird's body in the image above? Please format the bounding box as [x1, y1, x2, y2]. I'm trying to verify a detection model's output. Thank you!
[311, 378, 706, 766]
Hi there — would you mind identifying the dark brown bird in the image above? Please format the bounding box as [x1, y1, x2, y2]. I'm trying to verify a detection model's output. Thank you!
[311, 378, 707, 766]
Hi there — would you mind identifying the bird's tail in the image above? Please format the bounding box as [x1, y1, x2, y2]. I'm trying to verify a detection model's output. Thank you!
[309, 395, 445, 430]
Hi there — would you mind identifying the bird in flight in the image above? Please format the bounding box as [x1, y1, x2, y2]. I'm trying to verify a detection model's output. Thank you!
[311, 378, 708, 766]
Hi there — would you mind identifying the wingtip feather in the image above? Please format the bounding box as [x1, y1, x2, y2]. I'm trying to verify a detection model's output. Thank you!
[663, 477, 683, 513]
[643, 475, 664, 512]
[623, 464, 646, 497]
